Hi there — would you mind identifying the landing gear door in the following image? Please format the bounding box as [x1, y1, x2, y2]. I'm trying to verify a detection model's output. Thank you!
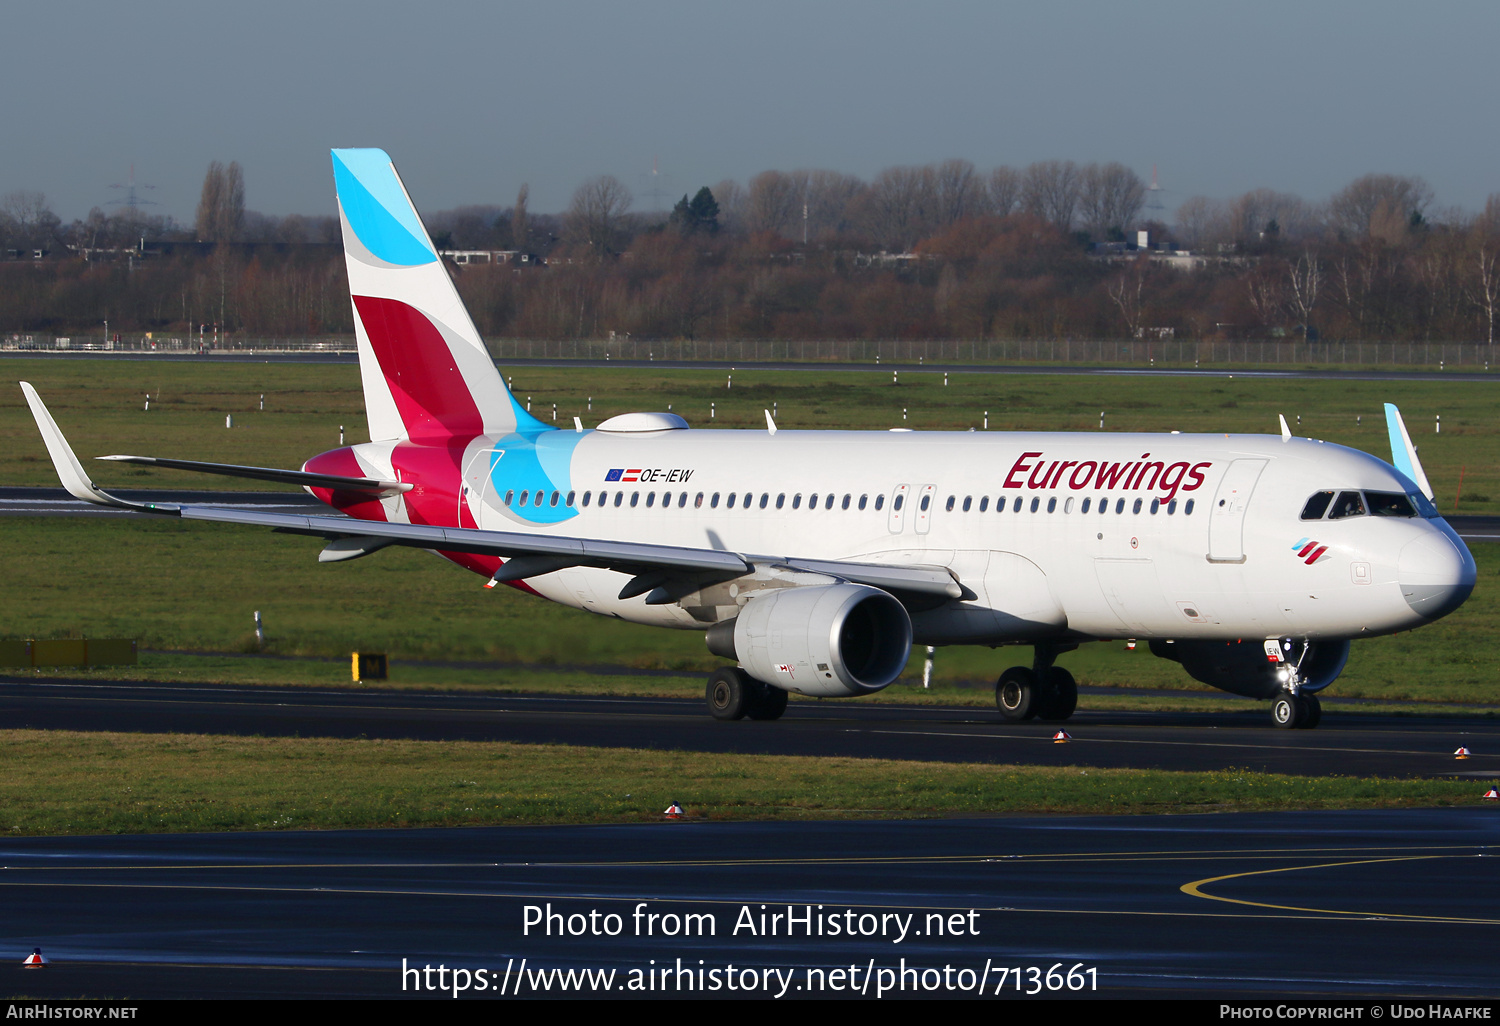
[1207, 458, 1267, 563]
[887, 484, 910, 534]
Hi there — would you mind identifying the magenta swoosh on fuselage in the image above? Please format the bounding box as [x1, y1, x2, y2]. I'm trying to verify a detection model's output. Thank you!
[354, 294, 485, 442]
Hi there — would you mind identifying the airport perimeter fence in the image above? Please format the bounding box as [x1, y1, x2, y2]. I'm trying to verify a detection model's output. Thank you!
[4, 333, 1498, 370]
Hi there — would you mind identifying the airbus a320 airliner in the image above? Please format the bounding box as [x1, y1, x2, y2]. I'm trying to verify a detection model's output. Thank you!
[20, 149, 1477, 729]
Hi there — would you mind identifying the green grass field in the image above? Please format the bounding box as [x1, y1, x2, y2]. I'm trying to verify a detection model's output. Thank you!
[0, 730, 1486, 836]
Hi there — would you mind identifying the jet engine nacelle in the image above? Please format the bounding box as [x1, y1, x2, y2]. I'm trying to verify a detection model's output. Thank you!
[1149, 638, 1351, 699]
[706, 583, 912, 697]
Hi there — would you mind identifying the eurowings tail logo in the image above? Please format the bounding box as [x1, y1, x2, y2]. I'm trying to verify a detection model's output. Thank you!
[1291, 538, 1330, 565]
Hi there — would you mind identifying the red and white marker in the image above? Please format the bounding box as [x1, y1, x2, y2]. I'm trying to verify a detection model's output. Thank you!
[1052, 730, 1071, 743]
[1483, 788, 1498, 801]
[21, 948, 46, 968]
[1455, 747, 1471, 760]
[663, 802, 684, 819]
[1125, 641, 1137, 650]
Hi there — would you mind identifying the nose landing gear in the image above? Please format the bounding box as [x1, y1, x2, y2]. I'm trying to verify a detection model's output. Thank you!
[1270, 638, 1323, 729]
[1271, 692, 1322, 729]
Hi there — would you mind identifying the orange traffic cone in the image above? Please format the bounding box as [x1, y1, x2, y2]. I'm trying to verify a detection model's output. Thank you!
[1053, 730, 1071, 743]
[663, 802, 684, 819]
[1455, 747, 1471, 760]
[1484, 788, 1499, 801]
[21, 948, 46, 968]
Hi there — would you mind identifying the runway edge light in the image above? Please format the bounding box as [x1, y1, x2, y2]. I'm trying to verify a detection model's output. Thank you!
[1053, 731, 1071, 743]
[1454, 747, 1471, 760]
[22, 948, 46, 968]
[663, 801, 684, 819]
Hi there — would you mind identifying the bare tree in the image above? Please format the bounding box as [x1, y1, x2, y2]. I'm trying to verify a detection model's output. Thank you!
[1287, 250, 1322, 329]
[1077, 163, 1145, 240]
[0, 190, 59, 250]
[711, 179, 746, 234]
[1468, 231, 1500, 345]
[1228, 189, 1315, 245]
[931, 158, 985, 226]
[195, 161, 244, 243]
[858, 166, 937, 250]
[1328, 174, 1433, 239]
[1173, 195, 1229, 250]
[512, 183, 529, 251]
[1106, 260, 1147, 336]
[987, 166, 1021, 217]
[1020, 160, 1080, 230]
[1246, 264, 1286, 329]
[800, 169, 866, 240]
[745, 170, 802, 237]
[565, 175, 632, 256]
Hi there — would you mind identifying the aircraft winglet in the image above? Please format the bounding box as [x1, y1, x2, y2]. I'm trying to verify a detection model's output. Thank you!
[765, 410, 777, 436]
[18, 383, 172, 513]
[1384, 403, 1435, 500]
[1278, 414, 1291, 442]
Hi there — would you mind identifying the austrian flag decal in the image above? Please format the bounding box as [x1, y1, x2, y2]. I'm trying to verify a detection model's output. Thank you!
[1292, 538, 1330, 565]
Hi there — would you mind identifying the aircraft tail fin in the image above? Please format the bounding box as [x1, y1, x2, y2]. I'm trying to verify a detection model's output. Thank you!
[1383, 402, 1435, 500]
[331, 148, 547, 443]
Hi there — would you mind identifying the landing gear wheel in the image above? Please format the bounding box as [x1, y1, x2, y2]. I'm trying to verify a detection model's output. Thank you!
[1299, 694, 1322, 730]
[996, 666, 1039, 721]
[1036, 667, 1078, 721]
[746, 683, 789, 721]
[1271, 695, 1301, 729]
[707, 667, 751, 721]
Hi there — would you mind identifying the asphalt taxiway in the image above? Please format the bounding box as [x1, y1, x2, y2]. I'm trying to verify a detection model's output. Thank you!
[0, 809, 1495, 999]
[0, 678, 1495, 779]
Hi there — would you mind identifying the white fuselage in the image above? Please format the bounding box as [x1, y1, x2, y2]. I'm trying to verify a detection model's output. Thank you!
[350, 425, 1472, 648]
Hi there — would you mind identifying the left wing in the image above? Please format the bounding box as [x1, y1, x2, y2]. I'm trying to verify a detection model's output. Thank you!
[20, 383, 962, 602]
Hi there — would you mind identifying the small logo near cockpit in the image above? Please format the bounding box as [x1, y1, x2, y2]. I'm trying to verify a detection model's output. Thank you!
[1291, 538, 1330, 565]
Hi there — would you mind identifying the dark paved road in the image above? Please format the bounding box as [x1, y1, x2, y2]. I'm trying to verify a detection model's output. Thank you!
[1, 679, 1495, 779]
[0, 809, 1496, 999]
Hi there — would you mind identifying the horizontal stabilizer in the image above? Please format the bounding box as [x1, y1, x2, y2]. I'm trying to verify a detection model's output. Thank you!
[1383, 403, 1435, 500]
[97, 455, 410, 496]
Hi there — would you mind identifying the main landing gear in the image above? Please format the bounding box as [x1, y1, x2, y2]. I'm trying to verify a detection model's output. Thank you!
[1271, 692, 1321, 730]
[996, 645, 1078, 722]
[706, 667, 788, 721]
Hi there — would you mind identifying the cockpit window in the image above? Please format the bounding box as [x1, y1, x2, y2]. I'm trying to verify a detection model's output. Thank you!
[1366, 491, 1417, 517]
[1328, 490, 1366, 520]
[1300, 491, 1334, 520]
[1410, 492, 1439, 518]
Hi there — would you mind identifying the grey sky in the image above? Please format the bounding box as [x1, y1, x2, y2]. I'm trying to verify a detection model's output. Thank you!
[5, 1, 1497, 224]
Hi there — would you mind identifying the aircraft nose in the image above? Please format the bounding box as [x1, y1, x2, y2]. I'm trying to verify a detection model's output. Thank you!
[1397, 530, 1476, 621]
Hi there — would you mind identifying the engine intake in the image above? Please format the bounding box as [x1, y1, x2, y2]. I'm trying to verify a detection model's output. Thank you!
[706, 583, 912, 697]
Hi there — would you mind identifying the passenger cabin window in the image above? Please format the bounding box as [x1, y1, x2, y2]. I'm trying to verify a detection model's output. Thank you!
[842, 494, 851, 510]
[894, 494, 904, 511]
[504, 490, 515, 506]
[962, 496, 972, 512]
[1132, 498, 1143, 514]
[791, 494, 801, 509]
[550, 491, 560, 507]
[875, 495, 884, 510]
[1081, 498, 1091, 513]
[1185, 499, 1195, 515]
[566, 491, 576, 507]
[1367, 491, 1417, 518]
[776, 494, 786, 509]
[1328, 490, 1366, 520]
[1030, 497, 1040, 513]
[920, 495, 931, 512]
[1301, 491, 1335, 520]
[581, 491, 591, 507]
[614, 492, 624, 507]
[1046, 497, 1057, 513]
[1013, 496, 1023, 512]
[979, 496, 989, 512]
[760, 493, 770, 509]
[945, 496, 954, 512]
[825, 494, 835, 510]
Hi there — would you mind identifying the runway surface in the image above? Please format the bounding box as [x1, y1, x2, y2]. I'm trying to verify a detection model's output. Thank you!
[1, 678, 1495, 779]
[0, 809, 1495, 999]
